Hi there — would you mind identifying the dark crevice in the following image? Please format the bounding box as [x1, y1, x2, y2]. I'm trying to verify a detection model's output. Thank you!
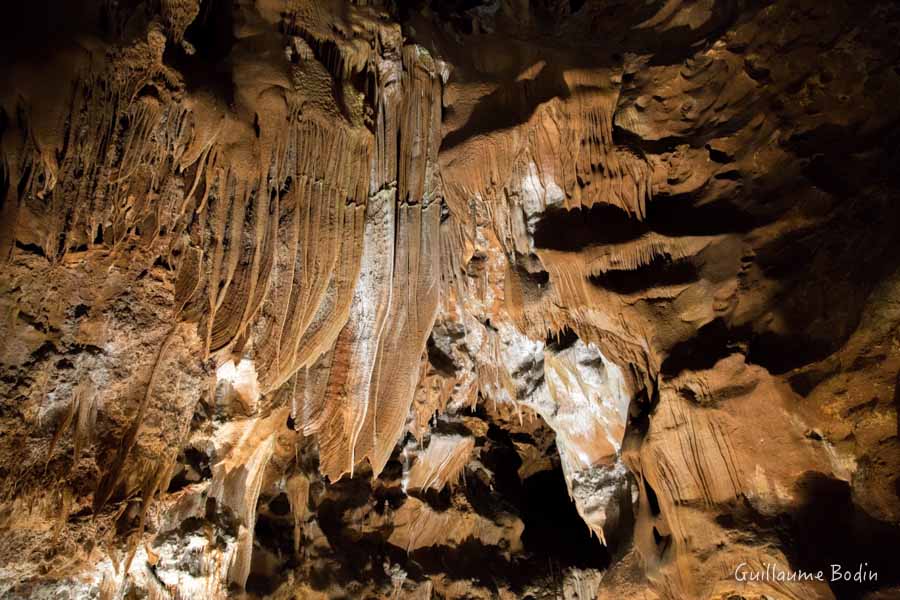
[644, 478, 661, 517]
[646, 194, 761, 237]
[268, 493, 291, 516]
[426, 333, 458, 377]
[626, 383, 659, 440]
[518, 262, 550, 286]
[651, 526, 671, 554]
[713, 169, 741, 181]
[408, 540, 516, 589]
[660, 319, 742, 377]
[31, 341, 58, 362]
[520, 467, 610, 570]
[589, 256, 698, 295]
[411, 485, 454, 512]
[613, 125, 686, 156]
[14, 241, 47, 258]
[747, 331, 836, 376]
[534, 203, 646, 250]
[545, 326, 579, 353]
[534, 194, 762, 254]
[248, 508, 300, 595]
[744, 57, 772, 83]
[18, 312, 48, 333]
[166, 447, 212, 493]
[475, 425, 610, 571]
[706, 144, 733, 164]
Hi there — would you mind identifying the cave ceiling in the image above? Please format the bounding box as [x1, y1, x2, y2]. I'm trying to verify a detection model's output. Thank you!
[1, 1, 900, 599]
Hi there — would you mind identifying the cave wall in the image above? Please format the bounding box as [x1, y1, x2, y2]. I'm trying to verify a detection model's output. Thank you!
[1, 1, 899, 599]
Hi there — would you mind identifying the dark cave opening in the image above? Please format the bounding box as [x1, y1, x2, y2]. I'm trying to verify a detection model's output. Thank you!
[546, 326, 579, 352]
[166, 446, 212, 493]
[532, 194, 763, 255]
[479, 423, 610, 571]
[519, 467, 611, 571]
[533, 203, 646, 250]
[290, 422, 613, 596]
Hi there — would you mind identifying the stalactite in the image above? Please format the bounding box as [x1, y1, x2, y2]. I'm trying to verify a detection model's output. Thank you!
[285, 474, 310, 556]
[405, 434, 474, 493]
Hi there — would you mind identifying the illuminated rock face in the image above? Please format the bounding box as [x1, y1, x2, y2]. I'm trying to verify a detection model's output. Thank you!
[1, 1, 900, 599]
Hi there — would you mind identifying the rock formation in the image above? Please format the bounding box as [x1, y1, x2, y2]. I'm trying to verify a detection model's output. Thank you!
[1, 0, 899, 598]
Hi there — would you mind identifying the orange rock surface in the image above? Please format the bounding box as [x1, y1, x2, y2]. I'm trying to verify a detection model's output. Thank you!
[1, 1, 899, 598]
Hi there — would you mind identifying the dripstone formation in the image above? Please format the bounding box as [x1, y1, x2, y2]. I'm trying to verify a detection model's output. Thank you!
[1, 1, 899, 599]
